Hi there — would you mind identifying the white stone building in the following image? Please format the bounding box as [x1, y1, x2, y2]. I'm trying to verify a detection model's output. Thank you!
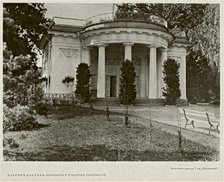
[41, 13, 190, 103]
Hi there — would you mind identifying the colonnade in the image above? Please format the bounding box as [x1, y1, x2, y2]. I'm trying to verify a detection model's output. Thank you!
[82, 42, 186, 99]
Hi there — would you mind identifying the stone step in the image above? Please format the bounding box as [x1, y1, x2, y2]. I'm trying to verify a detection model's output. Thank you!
[134, 98, 164, 106]
[91, 98, 120, 106]
[90, 98, 188, 106]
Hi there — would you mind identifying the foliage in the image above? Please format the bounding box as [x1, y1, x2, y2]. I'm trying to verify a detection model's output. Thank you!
[186, 51, 213, 103]
[211, 63, 220, 103]
[188, 4, 220, 64]
[162, 59, 181, 105]
[3, 50, 44, 108]
[3, 3, 49, 58]
[40, 76, 48, 82]
[3, 3, 49, 109]
[119, 60, 136, 105]
[116, 3, 220, 102]
[3, 3, 49, 108]
[3, 3, 51, 133]
[32, 100, 53, 116]
[116, 3, 207, 34]
[3, 104, 38, 132]
[62, 76, 74, 86]
[187, 5, 220, 102]
[75, 63, 91, 102]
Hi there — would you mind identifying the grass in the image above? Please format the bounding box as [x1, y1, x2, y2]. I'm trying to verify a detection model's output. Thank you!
[3, 106, 219, 161]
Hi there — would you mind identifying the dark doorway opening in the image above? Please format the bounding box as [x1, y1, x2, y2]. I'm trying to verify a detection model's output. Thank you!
[110, 76, 116, 97]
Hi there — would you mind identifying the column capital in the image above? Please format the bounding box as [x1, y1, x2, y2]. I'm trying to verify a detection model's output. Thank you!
[95, 42, 108, 47]
[159, 47, 169, 52]
[123, 42, 134, 47]
[82, 46, 92, 50]
[147, 44, 160, 49]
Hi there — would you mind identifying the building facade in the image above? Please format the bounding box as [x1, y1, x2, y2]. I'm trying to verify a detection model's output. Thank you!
[41, 13, 190, 102]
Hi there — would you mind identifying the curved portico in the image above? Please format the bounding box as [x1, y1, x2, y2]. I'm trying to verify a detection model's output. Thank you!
[42, 12, 190, 103]
[81, 21, 173, 99]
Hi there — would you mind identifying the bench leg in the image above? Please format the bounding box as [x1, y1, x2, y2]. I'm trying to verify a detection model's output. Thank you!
[191, 120, 195, 128]
[216, 124, 220, 134]
[185, 119, 195, 128]
[209, 124, 214, 135]
[185, 120, 188, 128]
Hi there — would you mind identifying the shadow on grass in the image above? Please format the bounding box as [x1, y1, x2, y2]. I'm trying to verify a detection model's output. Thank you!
[50, 106, 123, 120]
[4, 144, 218, 161]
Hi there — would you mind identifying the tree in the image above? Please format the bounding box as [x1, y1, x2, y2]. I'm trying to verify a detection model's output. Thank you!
[116, 3, 220, 102]
[3, 3, 49, 108]
[3, 3, 49, 58]
[116, 3, 207, 35]
[75, 63, 91, 102]
[62, 76, 74, 93]
[186, 50, 213, 103]
[188, 4, 220, 64]
[187, 4, 220, 102]
[119, 60, 136, 105]
[162, 59, 181, 105]
[3, 49, 44, 108]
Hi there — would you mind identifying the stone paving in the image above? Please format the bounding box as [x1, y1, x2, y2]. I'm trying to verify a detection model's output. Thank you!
[92, 104, 220, 138]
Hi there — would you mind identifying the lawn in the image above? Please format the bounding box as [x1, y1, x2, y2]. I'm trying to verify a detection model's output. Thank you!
[3, 106, 219, 161]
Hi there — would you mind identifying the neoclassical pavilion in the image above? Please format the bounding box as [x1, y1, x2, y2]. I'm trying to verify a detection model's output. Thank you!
[41, 12, 190, 102]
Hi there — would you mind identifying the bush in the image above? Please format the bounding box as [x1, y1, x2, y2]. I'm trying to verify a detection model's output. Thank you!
[162, 59, 181, 105]
[3, 104, 39, 132]
[62, 76, 74, 86]
[75, 63, 91, 103]
[3, 53, 45, 108]
[119, 59, 137, 105]
[186, 50, 213, 103]
[32, 100, 53, 116]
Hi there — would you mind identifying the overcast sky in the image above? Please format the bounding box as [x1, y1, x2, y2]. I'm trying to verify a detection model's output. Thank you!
[45, 3, 114, 19]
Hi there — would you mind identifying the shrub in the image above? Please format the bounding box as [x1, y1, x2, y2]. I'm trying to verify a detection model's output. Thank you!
[75, 63, 91, 103]
[186, 50, 213, 103]
[62, 76, 74, 86]
[32, 100, 53, 116]
[119, 59, 136, 105]
[3, 104, 39, 132]
[3, 54, 45, 108]
[162, 59, 181, 105]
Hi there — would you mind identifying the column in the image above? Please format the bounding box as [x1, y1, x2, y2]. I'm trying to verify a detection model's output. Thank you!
[180, 55, 187, 99]
[140, 56, 146, 98]
[148, 45, 157, 99]
[123, 42, 134, 61]
[82, 46, 91, 65]
[97, 43, 106, 98]
[159, 48, 168, 98]
[145, 57, 149, 98]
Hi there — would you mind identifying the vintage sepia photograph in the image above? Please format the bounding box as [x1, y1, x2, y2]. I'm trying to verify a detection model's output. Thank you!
[1, 1, 223, 181]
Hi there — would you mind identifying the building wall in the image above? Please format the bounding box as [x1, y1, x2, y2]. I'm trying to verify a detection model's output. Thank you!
[168, 46, 187, 99]
[43, 26, 188, 101]
[49, 35, 81, 93]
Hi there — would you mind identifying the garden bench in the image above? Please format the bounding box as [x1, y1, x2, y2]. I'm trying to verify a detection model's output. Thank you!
[206, 112, 220, 134]
[178, 108, 219, 135]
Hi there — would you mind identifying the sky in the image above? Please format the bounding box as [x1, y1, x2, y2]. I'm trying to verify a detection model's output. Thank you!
[45, 3, 114, 20]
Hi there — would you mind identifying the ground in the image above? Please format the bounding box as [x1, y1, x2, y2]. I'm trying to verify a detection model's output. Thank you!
[3, 105, 220, 161]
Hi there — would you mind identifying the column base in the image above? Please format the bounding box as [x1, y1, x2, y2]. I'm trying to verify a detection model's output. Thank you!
[176, 99, 188, 106]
